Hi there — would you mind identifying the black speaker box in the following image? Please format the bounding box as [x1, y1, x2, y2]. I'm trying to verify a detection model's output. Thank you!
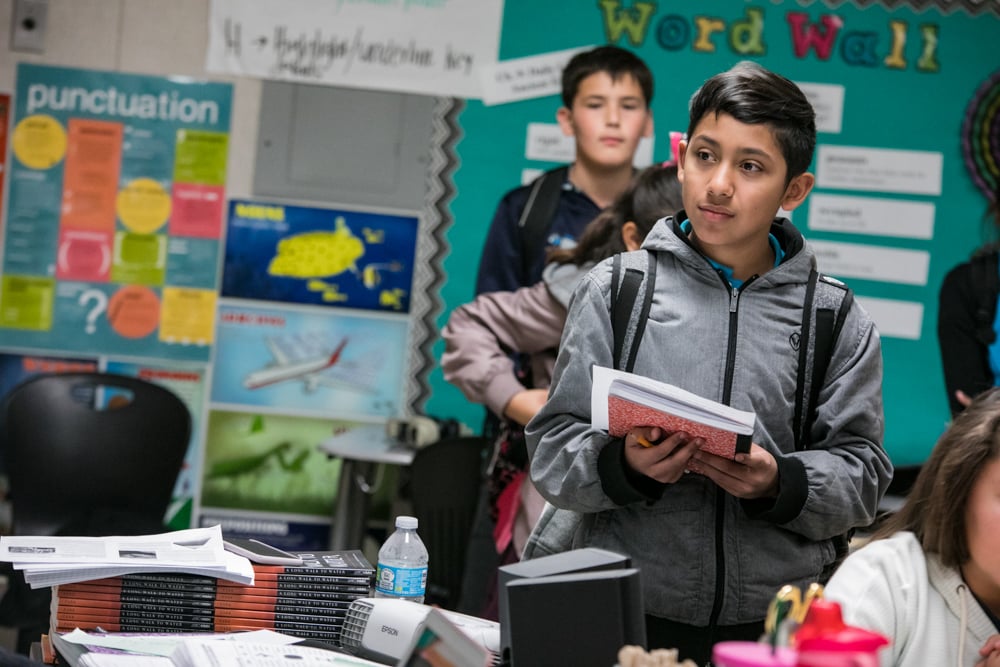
[505, 567, 646, 666]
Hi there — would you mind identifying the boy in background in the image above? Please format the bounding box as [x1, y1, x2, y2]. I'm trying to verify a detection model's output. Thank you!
[475, 45, 655, 295]
[526, 62, 892, 665]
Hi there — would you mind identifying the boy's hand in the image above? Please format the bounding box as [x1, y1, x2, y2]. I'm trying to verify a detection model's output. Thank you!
[688, 443, 779, 499]
[624, 427, 702, 484]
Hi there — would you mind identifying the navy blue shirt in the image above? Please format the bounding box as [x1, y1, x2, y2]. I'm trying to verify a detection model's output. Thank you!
[475, 172, 600, 295]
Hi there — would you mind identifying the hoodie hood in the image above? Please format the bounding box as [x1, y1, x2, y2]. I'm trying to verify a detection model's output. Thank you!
[927, 554, 998, 651]
[542, 261, 592, 309]
[640, 213, 813, 288]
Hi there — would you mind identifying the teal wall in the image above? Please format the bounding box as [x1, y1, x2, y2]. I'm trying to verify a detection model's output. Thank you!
[426, 0, 1000, 467]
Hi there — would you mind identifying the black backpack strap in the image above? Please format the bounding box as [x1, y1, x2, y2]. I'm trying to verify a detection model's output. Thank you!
[792, 270, 819, 451]
[795, 271, 853, 583]
[794, 270, 852, 451]
[610, 250, 657, 373]
[517, 166, 569, 284]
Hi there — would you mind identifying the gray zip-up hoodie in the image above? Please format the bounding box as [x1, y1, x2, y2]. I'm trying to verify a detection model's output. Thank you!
[526, 215, 892, 626]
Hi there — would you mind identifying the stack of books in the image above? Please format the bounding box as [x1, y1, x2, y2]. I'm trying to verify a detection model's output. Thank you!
[49, 550, 376, 644]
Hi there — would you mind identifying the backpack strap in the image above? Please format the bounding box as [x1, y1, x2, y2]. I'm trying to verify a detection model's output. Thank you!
[517, 166, 569, 284]
[793, 270, 852, 451]
[610, 250, 657, 373]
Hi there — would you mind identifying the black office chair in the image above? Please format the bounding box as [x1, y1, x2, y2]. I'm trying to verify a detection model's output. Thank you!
[407, 436, 492, 610]
[0, 371, 191, 652]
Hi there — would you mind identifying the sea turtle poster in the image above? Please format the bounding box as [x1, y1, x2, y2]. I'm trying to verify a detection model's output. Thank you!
[221, 199, 418, 313]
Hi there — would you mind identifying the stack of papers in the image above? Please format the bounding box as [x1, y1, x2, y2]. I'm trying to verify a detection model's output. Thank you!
[0, 525, 255, 588]
[52, 628, 385, 667]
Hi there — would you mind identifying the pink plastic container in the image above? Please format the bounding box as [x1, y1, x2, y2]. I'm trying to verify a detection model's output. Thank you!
[712, 641, 798, 667]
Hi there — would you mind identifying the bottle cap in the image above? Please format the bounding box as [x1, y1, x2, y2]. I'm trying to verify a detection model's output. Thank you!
[396, 515, 418, 529]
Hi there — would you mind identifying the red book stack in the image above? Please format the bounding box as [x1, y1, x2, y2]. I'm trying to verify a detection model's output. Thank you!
[49, 550, 375, 644]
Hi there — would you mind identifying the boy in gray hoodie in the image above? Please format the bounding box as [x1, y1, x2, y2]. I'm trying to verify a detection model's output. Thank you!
[526, 61, 893, 666]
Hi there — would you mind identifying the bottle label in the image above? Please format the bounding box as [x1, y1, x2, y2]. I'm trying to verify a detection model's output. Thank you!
[375, 564, 427, 598]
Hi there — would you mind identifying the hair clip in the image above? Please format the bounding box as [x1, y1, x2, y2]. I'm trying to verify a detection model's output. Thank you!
[665, 131, 685, 167]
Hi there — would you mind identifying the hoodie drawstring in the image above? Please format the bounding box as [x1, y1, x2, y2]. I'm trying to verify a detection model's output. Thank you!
[957, 582, 969, 667]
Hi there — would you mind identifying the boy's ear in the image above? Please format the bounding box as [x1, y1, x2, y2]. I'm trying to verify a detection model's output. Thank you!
[676, 140, 688, 183]
[556, 106, 574, 137]
[642, 113, 654, 138]
[780, 172, 815, 212]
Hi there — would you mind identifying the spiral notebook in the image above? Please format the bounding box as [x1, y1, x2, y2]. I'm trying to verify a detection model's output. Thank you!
[591, 365, 755, 459]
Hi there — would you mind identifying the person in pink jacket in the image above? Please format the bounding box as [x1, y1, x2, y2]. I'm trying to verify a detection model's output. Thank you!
[441, 164, 681, 617]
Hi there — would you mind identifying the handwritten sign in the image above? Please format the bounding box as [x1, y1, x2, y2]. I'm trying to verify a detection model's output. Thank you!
[480, 46, 592, 106]
[206, 0, 503, 99]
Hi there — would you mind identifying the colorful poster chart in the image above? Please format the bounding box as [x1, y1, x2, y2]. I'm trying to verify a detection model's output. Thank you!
[211, 303, 407, 418]
[0, 64, 233, 361]
[105, 360, 207, 531]
[222, 200, 417, 313]
[199, 410, 348, 518]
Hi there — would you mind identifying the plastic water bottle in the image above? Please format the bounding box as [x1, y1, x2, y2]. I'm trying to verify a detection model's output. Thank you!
[374, 515, 428, 603]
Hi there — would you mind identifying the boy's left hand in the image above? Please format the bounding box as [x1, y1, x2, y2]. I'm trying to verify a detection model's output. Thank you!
[688, 443, 779, 499]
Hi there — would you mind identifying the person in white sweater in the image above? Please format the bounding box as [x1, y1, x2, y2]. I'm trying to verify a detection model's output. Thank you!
[825, 387, 1000, 667]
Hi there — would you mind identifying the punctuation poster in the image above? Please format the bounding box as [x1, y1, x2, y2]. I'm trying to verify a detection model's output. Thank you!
[0, 64, 233, 361]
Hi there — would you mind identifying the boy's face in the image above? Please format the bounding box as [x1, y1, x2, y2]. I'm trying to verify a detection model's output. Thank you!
[677, 112, 813, 270]
[557, 72, 653, 171]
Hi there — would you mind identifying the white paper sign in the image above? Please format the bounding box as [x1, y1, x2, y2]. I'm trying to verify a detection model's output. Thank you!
[796, 82, 844, 134]
[808, 193, 935, 239]
[816, 145, 943, 195]
[525, 122, 655, 167]
[481, 46, 593, 106]
[206, 0, 503, 98]
[855, 296, 924, 340]
[811, 240, 930, 286]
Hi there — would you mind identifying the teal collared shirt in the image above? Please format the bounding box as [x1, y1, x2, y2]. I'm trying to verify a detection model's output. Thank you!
[679, 219, 784, 289]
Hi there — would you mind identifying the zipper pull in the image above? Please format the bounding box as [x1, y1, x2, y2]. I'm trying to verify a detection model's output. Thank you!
[730, 286, 739, 313]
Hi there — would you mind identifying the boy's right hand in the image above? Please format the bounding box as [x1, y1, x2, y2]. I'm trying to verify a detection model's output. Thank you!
[624, 427, 702, 484]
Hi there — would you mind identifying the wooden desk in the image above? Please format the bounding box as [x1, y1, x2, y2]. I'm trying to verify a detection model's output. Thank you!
[318, 425, 415, 551]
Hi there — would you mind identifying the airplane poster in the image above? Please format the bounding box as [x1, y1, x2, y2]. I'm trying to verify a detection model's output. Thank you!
[210, 302, 407, 418]
[220, 199, 418, 313]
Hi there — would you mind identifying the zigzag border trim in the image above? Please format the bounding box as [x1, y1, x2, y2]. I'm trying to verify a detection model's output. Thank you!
[405, 96, 463, 414]
[798, 0, 999, 17]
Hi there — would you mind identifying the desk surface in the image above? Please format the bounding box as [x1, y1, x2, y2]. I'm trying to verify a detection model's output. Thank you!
[318, 424, 415, 466]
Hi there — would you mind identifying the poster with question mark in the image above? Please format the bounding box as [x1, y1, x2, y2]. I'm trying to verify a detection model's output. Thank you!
[0, 64, 231, 362]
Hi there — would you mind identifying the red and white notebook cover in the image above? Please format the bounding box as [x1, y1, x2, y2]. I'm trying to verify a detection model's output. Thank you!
[592, 366, 755, 459]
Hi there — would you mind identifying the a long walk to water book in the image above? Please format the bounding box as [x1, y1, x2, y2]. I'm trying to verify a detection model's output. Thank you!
[591, 365, 756, 459]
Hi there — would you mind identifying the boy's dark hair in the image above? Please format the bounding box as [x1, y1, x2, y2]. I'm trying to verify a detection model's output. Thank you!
[687, 61, 816, 182]
[874, 386, 1000, 568]
[548, 164, 681, 267]
[561, 45, 654, 109]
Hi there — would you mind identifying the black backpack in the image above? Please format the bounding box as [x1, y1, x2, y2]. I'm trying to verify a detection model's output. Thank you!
[516, 166, 569, 284]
